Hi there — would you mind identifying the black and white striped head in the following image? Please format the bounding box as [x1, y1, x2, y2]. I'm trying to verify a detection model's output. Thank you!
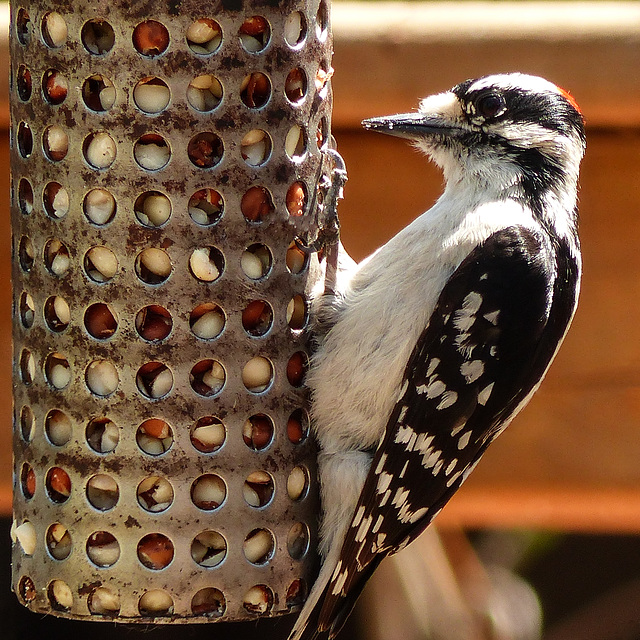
[363, 73, 586, 214]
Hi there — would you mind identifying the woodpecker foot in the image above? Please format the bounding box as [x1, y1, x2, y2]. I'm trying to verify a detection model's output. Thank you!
[295, 147, 347, 256]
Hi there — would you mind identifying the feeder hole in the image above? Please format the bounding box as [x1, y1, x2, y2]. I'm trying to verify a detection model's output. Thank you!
[45, 409, 72, 446]
[86, 417, 119, 453]
[190, 416, 226, 453]
[84, 303, 118, 339]
[86, 474, 119, 511]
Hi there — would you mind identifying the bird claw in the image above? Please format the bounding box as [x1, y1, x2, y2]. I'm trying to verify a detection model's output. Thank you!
[294, 225, 339, 255]
[295, 147, 347, 256]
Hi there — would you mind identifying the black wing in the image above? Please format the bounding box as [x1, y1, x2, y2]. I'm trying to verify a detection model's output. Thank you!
[311, 225, 580, 639]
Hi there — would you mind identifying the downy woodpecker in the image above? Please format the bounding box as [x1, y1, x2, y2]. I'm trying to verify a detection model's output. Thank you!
[289, 73, 585, 640]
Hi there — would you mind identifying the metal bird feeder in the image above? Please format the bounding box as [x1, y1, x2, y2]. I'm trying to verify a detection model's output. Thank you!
[9, 0, 332, 622]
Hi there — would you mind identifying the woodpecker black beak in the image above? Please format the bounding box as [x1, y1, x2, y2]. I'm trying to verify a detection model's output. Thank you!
[362, 113, 459, 140]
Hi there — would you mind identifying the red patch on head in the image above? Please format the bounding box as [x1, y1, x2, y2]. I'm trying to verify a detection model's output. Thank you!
[556, 85, 582, 115]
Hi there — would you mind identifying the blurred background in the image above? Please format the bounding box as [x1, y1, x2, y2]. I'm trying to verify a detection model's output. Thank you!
[2, 1, 640, 639]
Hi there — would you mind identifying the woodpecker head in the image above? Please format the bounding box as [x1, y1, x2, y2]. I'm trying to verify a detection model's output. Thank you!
[363, 73, 586, 216]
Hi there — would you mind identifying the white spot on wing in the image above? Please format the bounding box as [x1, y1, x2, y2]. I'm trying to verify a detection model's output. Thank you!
[415, 433, 435, 454]
[455, 332, 475, 357]
[460, 360, 485, 383]
[462, 457, 481, 481]
[398, 503, 428, 525]
[421, 448, 441, 469]
[478, 382, 495, 405]
[376, 471, 393, 495]
[372, 514, 384, 534]
[457, 430, 472, 450]
[355, 514, 373, 543]
[375, 453, 388, 474]
[395, 425, 414, 445]
[445, 459, 458, 476]
[392, 486, 410, 509]
[451, 421, 467, 437]
[394, 537, 411, 554]
[446, 469, 463, 488]
[426, 379, 446, 398]
[437, 390, 458, 410]
[398, 501, 414, 523]
[463, 291, 483, 314]
[409, 507, 429, 523]
[484, 310, 500, 325]
[454, 314, 475, 332]
[352, 505, 366, 528]
[417, 378, 447, 398]
[454, 292, 483, 332]
[331, 568, 349, 596]
[426, 358, 440, 377]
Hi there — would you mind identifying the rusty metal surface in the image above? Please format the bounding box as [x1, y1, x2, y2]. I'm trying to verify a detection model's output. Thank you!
[10, 0, 332, 622]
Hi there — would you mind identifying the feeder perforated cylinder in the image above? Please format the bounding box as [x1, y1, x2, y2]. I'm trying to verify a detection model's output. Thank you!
[10, 0, 332, 622]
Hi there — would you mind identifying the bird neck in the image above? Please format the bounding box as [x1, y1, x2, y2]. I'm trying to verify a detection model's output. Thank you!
[440, 157, 580, 247]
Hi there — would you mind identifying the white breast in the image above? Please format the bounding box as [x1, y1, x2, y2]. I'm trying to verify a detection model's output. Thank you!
[307, 188, 538, 455]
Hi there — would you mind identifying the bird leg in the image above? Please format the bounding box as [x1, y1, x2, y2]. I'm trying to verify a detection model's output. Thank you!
[295, 147, 347, 295]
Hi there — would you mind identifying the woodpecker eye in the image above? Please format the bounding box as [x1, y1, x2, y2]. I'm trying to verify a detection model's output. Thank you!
[474, 93, 506, 120]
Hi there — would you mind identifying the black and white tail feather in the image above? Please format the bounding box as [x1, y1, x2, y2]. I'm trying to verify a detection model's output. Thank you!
[289, 73, 585, 640]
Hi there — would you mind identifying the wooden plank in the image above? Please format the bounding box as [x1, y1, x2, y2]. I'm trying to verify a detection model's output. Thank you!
[437, 487, 640, 533]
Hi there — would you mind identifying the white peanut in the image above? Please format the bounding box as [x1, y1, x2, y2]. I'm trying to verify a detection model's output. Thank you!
[190, 248, 220, 282]
[50, 580, 73, 609]
[243, 529, 274, 564]
[134, 79, 170, 113]
[242, 357, 272, 393]
[43, 12, 67, 47]
[86, 360, 118, 396]
[287, 466, 308, 500]
[137, 193, 171, 227]
[241, 129, 269, 166]
[85, 132, 116, 169]
[192, 475, 226, 509]
[13, 520, 36, 555]
[135, 139, 170, 171]
[191, 420, 225, 451]
[90, 587, 120, 614]
[187, 19, 221, 53]
[139, 590, 173, 614]
[284, 11, 303, 46]
[191, 307, 224, 339]
[187, 75, 223, 111]
[85, 189, 115, 225]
